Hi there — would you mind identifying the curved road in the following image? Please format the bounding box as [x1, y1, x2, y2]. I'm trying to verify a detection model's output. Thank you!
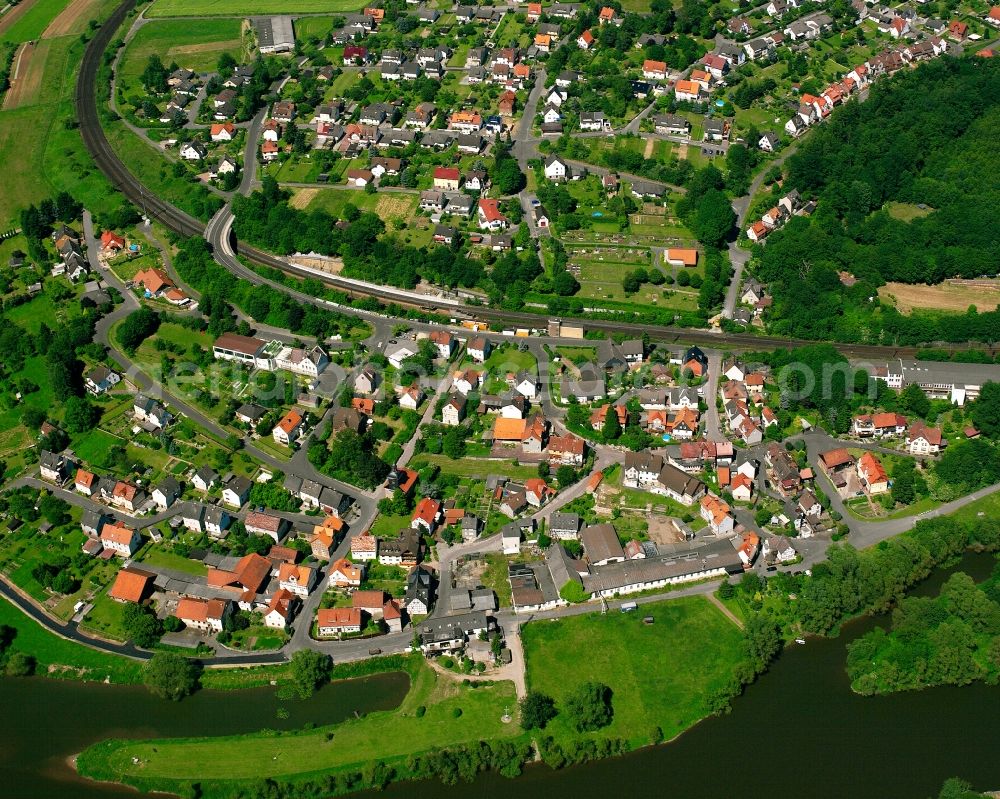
[73, 0, 987, 361]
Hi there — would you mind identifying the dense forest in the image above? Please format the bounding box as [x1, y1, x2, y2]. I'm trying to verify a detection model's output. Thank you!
[752, 57, 1000, 345]
[846, 565, 1000, 695]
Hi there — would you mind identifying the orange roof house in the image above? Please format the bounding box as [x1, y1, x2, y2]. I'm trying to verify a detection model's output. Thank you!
[100, 230, 126, 251]
[109, 567, 154, 603]
[329, 558, 363, 587]
[210, 122, 236, 138]
[493, 416, 527, 441]
[134, 268, 173, 294]
[819, 448, 854, 470]
[666, 248, 699, 267]
[317, 607, 362, 632]
[858, 452, 889, 490]
[75, 468, 97, 492]
[276, 409, 303, 435]
[411, 497, 441, 528]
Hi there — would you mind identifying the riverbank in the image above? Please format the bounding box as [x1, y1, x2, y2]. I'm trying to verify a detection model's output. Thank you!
[74, 594, 756, 798]
[77, 657, 527, 798]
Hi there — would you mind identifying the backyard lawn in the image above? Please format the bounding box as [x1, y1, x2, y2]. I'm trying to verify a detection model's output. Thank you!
[138, 547, 208, 577]
[409, 453, 542, 482]
[522, 596, 746, 747]
[479, 345, 537, 376]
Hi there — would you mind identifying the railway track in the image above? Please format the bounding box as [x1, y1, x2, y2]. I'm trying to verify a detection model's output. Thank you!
[75, 2, 977, 361]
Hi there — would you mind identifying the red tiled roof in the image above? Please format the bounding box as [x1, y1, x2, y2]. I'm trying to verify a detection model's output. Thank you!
[109, 568, 152, 603]
[317, 607, 362, 628]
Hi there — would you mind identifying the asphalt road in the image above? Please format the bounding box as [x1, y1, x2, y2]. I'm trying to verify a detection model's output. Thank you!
[73, 1, 984, 361]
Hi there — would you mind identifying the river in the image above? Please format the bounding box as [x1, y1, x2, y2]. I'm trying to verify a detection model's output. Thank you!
[2, 554, 998, 799]
[354, 552, 1000, 799]
[0, 671, 410, 799]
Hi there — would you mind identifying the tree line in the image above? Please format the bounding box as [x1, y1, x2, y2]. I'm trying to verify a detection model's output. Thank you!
[846, 567, 1000, 695]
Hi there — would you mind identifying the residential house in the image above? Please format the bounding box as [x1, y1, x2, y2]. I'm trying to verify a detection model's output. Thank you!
[405, 565, 434, 615]
[74, 468, 97, 496]
[466, 336, 491, 364]
[579, 111, 611, 131]
[192, 466, 220, 492]
[222, 475, 252, 507]
[477, 198, 508, 230]
[550, 512, 581, 540]
[100, 522, 141, 557]
[329, 558, 364, 588]
[857, 452, 890, 495]
[547, 433, 586, 466]
[245, 512, 289, 544]
[380, 529, 422, 567]
[84, 366, 120, 395]
[110, 481, 144, 513]
[152, 477, 181, 511]
[317, 607, 363, 636]
[175, 598, 229, 633]
[700, 495, 735, 535]
[544, 155, 569, 181]
[433, 166, 461, 191]
[39, 450, 71, 482]
[501, 522, 522, 555]
[441, 393, 467, 426]
[411, 497, 441, 533]
[263, 588, 298, 629]
[273, 409, 304, 446]
[654, 114, 691, 136]
[354, 366, 380, 395]
[908, 422, 943, 455]
[277, 563, 317, 597]
[351, 532, 378, 561]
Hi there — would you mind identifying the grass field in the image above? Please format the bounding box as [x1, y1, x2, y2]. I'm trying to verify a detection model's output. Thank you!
[304, 187, 419, 222]
[0, 17, 119, 227]
[410, 453, 542, 482]
[0, 596, 144, 682]
[480, 345, 537, 376]
[0, 0, 70, 43]
[42, 0, 104, 37]
[878, 280, 1000, 314]
[146, 0, 364, 17]
[522, 596, 746, 747]
[138, 547, 209, 577]
[293, 15, 334, 40]
[884, 201, 934, 222]
[77, 661, 520, 786]
[118, 19, 244, 95]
